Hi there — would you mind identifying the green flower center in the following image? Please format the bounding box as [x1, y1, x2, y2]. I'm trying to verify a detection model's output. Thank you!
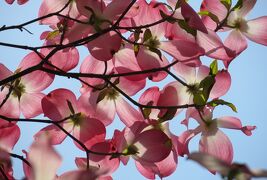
[186, 83, 200, 95]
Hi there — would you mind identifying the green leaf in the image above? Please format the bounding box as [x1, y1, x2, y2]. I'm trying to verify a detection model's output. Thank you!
[67, 100, 75, 114]
[46, 30, 60, 40]
[134, 44, 140, 57]
[220, 0, 232, 10]
[208, 99, 237, 112]
[198, 11, 220, 24]
[134, 29, 141, 42]
[199, 75, 216, 101]
[193, 93, 206, 106]
[175, 0, 182, 9]
[142, 108, 151, 119]
[210, 60, 218, 75]
[149, 47, 163, 61]
[92, 83, 107, 92]
[158, 108, 177, 122]
[143, 29, 152, 43]
[142, 101, 153, 119]
[177, 20, 197, 37]
[159, 10, 177, 24]
[232, 0, 243, 10]
[96, 89, 108, 104]
[113, 78, 120, 85]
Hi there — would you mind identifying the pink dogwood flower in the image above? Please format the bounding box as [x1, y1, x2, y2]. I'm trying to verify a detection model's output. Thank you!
[131, 0, 204, 69]
[113, 121, 172, 166]
[201, 0, 267, 67]
[79, 55, 144, 126]
[178, 107, 256, 164]
[35, 88, 106, 149]
[0, 53, 54, 120]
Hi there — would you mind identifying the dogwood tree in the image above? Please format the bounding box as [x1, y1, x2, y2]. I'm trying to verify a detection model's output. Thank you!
[0, 0, 267, 179]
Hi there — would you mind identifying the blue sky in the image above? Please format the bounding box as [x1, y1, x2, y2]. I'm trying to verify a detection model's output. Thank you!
[0, 0, 267, 179]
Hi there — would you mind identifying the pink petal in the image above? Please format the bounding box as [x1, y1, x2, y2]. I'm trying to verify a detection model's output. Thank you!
[201, 0, 228, 30]
[115, 96, 143, 127]
[87, 31, 122, 61]
[117, 77, 145, 96]
[199, 129, 233, 164]
[135, 149, 178, 179]
[19, 52, 54, 92]
[139, 87, 160, 106]
[157, 84, 183, 117]
[196, 65, 210, 82]
[20, 93, 44, 119]
[165, 23, 195, 42]
[243, 16, 267, 46]
[38, 0, 79, 25]
[28, 134, 62, 180]
[197, 29, 232, 61]
[79, 91, 116, 126]
[5, 0, 15, 4]
[76, 141, 119, 176]
[76, 0, 105, 18]
[0, 63, 12, 81]
[41, 47, 79, 72]
[216, 116, 256, 136]
[0, 88, 20, 126]
[136, 46, 168, 82]
[17, 0, 28, 5]
[139, 87, 161, 119]
[113, 46, 146, 81]
[73, 117, 106, 149]
[58, 170, 98, 180]
[133, 129, 172, 163]
[185, 106, 213, 126]
[236, 0, 256, 17]
[210, 70, 231, 99]
[34, 123, 72, 145]
[104, 0, 137, 21]
[181, 1, 207, 33]
[224, 30, 248, 57]
[41, 89, 77, 120]
[0, 124, 20, 152]
[133, 0, 167, 37]
[173, 62, 196, 83]
[160, 40, 204, 62]
[177, 128, 200, 156]
[80, 55, 113, 93]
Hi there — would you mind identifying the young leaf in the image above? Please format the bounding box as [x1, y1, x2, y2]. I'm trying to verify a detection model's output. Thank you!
[143, 29, 153, 43]
[232, 0, 243, 10]
[199, 75, 216, 101]
[96, 89, 108, 104]
[208, 99, 237, 112]
[158, 108, 177, 122]
[193, 93, 206, 106]
[177, 20, 197, 36]
[142, 101, 153, 119]
[159, 10, 177, 24]
[210, 60, 218, 75]
[149, 47, 163, 61]
[198, 11, 220, 24]
[134, 44, 140, 57]
[220, 0, 232, 10]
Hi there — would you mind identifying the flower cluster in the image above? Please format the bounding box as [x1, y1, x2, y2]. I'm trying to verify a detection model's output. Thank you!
[1, 0, 266, 179]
